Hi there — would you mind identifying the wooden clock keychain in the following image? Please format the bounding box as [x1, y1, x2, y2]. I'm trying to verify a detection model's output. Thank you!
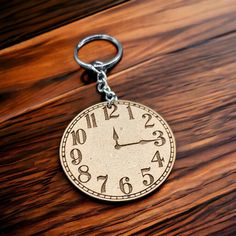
[59, 34, 176, 202]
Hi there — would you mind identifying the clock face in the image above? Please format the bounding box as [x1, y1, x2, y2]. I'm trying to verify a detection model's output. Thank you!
[59, 100, 176, 202]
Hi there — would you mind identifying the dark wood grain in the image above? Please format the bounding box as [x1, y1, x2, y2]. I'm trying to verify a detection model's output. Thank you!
[0, 0, 128, 49]
[0, 0, 236, 235]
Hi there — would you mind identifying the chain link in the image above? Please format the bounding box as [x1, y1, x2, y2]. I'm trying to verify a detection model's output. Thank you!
[93, 62, 118, 104]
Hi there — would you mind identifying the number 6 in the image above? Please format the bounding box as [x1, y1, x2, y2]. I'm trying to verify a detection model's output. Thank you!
[119, 177, 133, 194]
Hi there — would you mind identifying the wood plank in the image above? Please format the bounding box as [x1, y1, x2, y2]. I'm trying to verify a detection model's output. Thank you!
[0, 0, 128, 49]
[1, 0, 236, 123]
[1, 0, 236, 235]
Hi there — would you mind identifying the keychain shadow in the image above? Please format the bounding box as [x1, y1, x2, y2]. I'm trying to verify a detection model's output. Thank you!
[81, 70, 96, 85]
[77, 188, 140, 206]
[81, 67, 113, 85]
[81, 68, 114, 101]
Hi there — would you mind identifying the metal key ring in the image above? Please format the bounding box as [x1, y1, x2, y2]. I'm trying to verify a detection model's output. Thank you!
[74, 34, 123, 73]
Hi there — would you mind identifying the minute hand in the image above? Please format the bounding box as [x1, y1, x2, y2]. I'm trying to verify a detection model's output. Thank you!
[115, 138, 158, 149]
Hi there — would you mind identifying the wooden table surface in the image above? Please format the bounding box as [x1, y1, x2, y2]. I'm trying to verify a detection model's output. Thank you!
[1, 0, 236, 235]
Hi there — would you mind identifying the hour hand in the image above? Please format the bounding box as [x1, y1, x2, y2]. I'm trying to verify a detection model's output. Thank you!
[113, 127, 120, 149]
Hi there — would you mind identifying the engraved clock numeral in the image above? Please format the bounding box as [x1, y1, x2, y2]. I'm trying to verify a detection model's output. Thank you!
[126, 105, 134, 120]
[103, 104, 119, 120]
[85, 113, 97, 128]
[152, 150, 164, 167]
[71, 129, 87, 145]
[141, 167, 154, 186]
[119, 177, 133, 194]
[97, 175, 108, 193]
[70, 148, 82, 165]
[153, 130, 166, 146]
[78, 165, 91, 183]
[142, 113, 154, 128]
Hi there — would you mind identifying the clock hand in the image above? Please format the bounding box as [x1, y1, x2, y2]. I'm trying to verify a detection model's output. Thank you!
[114, 137, 160, 149]
[113, 127, 120, 149]
[139, 138, 159, 144]
[113, 127, 119, 140]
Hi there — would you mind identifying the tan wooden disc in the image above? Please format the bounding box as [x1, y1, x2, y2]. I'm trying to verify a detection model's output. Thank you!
[59, 100, 176, 202]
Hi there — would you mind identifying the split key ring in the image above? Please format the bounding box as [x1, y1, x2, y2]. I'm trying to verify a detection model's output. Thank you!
[74, 34, 123, 73]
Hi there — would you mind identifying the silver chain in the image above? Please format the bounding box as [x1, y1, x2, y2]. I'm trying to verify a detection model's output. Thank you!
[93, 62, 118, 104]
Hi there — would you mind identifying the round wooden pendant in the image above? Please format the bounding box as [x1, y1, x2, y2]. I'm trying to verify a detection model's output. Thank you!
[59, 100, 176, 202]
